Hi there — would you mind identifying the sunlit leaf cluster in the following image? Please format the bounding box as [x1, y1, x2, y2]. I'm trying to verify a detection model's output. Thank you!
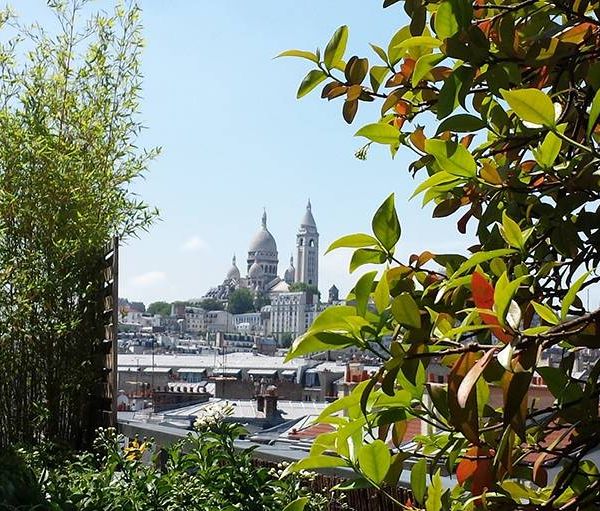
[281, 0, 600, 509]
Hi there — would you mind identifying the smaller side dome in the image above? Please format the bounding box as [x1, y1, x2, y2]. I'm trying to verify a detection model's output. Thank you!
[226, 254, 241, 281]
[249, 261, 264, 279]
[284, 255, 295, 284]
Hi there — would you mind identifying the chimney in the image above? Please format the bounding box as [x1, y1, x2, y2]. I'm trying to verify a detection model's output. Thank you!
[256, 395, 265, 412]
[264, 385, 278, 421]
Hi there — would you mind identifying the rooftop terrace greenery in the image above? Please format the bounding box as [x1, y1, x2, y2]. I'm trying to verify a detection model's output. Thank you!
[0, 0, 156, 448]
[1, 408, 332, 511]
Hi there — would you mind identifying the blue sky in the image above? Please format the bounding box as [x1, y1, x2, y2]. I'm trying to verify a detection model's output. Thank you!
[19, 1, 468, 305]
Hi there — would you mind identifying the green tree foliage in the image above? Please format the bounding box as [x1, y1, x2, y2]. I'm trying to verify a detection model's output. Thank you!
[7, 419, 330, 510]
[281, 2, 600, 509]
[147, 301, 172, 316]
[228, 288, 256, 314]
[280, 332, 294, 348]
[254, 291, 271, 311]
[197, 297, 225, 311]
[289, 282, 320, 297]
[0, 1, 157, 448]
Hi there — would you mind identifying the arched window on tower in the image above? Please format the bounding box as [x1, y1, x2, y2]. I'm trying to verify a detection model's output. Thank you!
[309, 239, 315, 247]
[299, 238, 304, 246]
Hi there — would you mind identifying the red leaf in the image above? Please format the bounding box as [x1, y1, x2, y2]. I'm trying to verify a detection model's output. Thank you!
[471, 272, 513, 343]
[457, 446, 494, 496]
[471, 271, 494, 310]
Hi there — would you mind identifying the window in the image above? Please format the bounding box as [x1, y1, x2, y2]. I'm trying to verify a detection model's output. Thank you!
[309, 239, 315, 247]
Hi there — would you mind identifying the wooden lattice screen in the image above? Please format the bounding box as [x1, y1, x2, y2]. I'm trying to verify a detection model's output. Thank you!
[95, 236, 119, 430]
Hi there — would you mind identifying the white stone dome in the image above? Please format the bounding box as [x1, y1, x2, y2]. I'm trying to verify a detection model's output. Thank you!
[249, 262, 263, 278]
[249, 210, 278, 254]
[226, 255, 240, 281]
[249, 229, 277, 253]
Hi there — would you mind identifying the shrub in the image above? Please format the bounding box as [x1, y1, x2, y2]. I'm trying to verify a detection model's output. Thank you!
[280, 2, 600, 509]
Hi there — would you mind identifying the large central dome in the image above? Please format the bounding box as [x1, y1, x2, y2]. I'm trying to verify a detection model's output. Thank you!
[249, 210, 277, 254]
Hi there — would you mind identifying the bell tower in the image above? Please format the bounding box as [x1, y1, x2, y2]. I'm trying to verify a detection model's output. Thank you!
[295, 199, 319, 288]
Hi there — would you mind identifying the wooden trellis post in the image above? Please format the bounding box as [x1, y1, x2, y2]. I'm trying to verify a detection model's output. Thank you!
[98, 236, 119, 428]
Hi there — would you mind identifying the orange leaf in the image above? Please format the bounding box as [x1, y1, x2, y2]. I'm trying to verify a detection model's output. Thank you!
[471, 272, 513, 343]
[478, 19, 493, 37]
[460, 134, 475, 148]
[393, 116, 406, 129]
[401, 58, 415, 79]
[471, 271, 494, 310]
[395, 100, 411, 116]
[521, 160, 537, 173]
[457, 447, 494, 496]
[558, 22, 596, 44]
[410, 127, 426, 152]
[532, 175, 545, 187]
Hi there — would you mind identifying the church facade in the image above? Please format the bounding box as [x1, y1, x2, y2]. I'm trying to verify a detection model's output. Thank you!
[205, 200, 320, 301]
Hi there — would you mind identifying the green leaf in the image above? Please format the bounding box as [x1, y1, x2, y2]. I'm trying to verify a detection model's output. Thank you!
[437, 66, 475, 119]
[324, 26, 349, 69]
[297, 69, 326, 98]
[370, 65, 389, 94]
[358, 440, 391, 484]
[281, 454, 350, 477]
[426, 469, 444, 511]
[388, 26, 412, 64]
[494, 273, 528, 327]
[275, 50, 318, 62]
[350, 248, 387, 272]
[326, 233, 379, 253]
[411, 171, 461, 199]
[537, 366, 568, 399]
[435, 114, 485, 134]
[452, 248, 516, 277]
[533, 124, 564, 168]
[435, 1, 460, 39]
[412, 54, 445, 86]
[355, 123, 400, 145]
[391, 292, 421, 329]
[425, 139, 477, 177]
[561, 272, 590, 320]
[286, 331, 356, 361]
[355, 271, 377, 317]
[394, 36, 442, 51]
[316, 380, 371, 421]
[283, 497, 309, 511]
[372, 193, 401, 251]
[587, 88, 600, 138]
[370, 43, 389, 64]
[500, 211, 524, 250]
[501, 88, 556, 127]
[531, 301, 559, 325]
[374, 273, 390, 314]
[411, 458, 427, 504]
[310, 305, 357, 330]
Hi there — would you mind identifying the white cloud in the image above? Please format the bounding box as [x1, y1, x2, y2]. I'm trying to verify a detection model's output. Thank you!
[181, 235, 207, 252]
[132, 271, 167, 287]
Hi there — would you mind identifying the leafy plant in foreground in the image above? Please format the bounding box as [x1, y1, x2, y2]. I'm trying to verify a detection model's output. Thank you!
[14, 415, 330, 511]
[280, 1, 600, 509]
